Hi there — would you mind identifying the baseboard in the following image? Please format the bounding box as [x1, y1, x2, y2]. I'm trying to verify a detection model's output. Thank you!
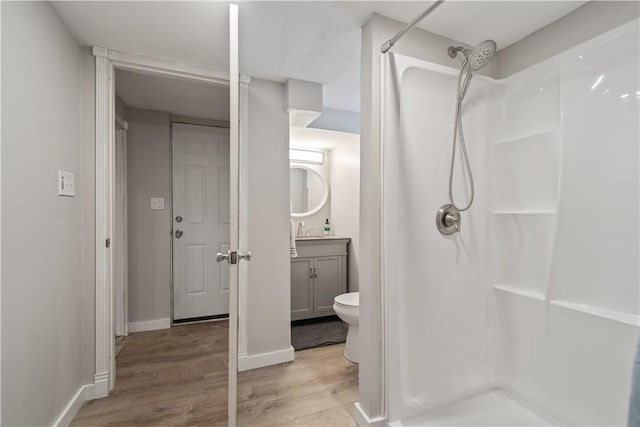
[128, 318, 171, 333]
[51, 383, 94, 427]
[92, 373, 109, 399]
[353, 402, 386, 427]
[237, 346, 294, 372]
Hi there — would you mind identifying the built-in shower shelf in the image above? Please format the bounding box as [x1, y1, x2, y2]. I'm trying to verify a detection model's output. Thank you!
[493, 284, 546, 301]
[492, 210, 556, 215]
[492, 129, 560, 146]
[549, 300, 640, 327]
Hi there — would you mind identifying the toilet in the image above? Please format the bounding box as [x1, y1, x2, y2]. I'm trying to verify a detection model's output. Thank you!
[333, 292, 359, 363]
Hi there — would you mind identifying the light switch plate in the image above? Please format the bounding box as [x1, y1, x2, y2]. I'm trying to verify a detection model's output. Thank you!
[58, 170, 75, 197]
[150, 197, 165, 210]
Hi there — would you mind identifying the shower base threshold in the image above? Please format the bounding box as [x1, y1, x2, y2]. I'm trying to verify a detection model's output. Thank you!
[393, 388, 564, 426]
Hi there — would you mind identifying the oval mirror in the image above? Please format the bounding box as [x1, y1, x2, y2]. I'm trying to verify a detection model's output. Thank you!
[290, 166, 329, 217]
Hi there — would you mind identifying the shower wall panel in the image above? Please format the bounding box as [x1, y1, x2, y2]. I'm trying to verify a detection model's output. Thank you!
[493, 20, 639, 426]
[383, 56, 494, 422]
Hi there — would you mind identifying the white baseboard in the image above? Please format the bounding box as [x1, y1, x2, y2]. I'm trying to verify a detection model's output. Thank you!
[353, 402, 386, 427]
[237, 346, 294, 372]
[128, 318, 171, 333]
[92, 373, 109, 399]
[52, 384, 94, 427]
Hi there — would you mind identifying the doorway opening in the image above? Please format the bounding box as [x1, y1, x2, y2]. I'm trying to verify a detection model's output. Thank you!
[76, 50, 241, 425]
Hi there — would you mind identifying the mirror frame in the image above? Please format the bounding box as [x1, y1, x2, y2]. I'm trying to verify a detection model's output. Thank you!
[290, 164, 329, 218]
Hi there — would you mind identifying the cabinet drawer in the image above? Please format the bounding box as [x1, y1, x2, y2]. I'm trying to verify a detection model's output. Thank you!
[295, 239, 349, 258]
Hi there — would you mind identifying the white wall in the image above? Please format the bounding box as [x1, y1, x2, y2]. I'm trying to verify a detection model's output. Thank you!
[243, 78, 292, 365]
[126, 108, 172, 324]
[1, 2, 85, 425]
[330, 139, 360, 292]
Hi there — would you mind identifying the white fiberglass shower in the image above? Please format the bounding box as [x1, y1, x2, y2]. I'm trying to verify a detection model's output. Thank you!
[382, 19, 639, 426]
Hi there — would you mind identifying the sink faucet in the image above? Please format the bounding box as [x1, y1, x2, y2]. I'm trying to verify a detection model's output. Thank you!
[297, 221, 305, 237]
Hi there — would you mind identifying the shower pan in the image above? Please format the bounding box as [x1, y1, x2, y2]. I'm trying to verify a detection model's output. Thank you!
[381, 19, 640, 426]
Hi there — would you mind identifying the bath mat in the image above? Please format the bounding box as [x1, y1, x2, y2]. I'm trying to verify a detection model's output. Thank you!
[291, 316, 347, 351]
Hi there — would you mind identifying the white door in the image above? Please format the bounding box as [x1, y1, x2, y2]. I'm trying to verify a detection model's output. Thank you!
[172, 123, 230, 320]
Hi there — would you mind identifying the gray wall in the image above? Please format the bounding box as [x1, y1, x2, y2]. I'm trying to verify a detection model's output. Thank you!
[245, 78, 292, 357]
[496, 1, 640, 78]
[126, 108, 173, 323]
[1, 2, 85, 425]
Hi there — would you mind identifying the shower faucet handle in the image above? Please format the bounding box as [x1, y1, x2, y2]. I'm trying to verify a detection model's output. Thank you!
[436, 204, 461, 235]
[444, 213, 460, 232]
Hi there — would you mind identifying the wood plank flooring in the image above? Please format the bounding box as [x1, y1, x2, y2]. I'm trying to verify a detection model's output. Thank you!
[71, 321, 358, 426]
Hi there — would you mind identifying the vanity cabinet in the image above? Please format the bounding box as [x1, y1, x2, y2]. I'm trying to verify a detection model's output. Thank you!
[291, 238, 349, 321]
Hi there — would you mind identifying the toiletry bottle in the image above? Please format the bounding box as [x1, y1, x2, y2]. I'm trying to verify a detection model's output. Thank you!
[323, 218, 331, 236]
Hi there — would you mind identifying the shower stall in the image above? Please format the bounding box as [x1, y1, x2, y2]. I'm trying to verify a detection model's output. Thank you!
[380, 18, 639, 426]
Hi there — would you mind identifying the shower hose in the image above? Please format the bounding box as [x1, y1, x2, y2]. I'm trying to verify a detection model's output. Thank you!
[449, 61, 475, 212]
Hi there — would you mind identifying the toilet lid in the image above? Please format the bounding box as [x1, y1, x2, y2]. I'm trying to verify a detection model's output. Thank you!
[335, 292, 359, 307]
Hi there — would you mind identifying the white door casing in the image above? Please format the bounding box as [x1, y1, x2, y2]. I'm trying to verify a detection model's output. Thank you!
[114, 123, 129, 337]
[172, 123, 230, 320]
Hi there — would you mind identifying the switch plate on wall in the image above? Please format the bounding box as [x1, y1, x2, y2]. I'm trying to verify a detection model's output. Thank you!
[150, 197, 165, 210]
[58, 170, 75, 197]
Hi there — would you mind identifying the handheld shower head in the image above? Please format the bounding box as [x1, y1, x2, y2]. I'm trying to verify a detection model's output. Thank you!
[448, 40, 497, 72]
[465, 40, 497, 72]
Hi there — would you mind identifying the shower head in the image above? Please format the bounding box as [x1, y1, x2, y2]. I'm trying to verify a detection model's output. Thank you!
[465, 40, 497, 72]
[448, 40, 497, 72]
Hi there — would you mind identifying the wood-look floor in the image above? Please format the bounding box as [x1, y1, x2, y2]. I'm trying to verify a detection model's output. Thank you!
[71, 321, 358, 426]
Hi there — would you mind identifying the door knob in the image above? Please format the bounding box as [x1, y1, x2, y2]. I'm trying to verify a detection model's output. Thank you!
[216, 251, 237, 264]
[238, 251, 252, 261]
[175, 229, 183, 238]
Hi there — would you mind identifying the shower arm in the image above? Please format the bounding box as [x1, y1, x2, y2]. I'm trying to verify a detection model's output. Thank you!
[381, 0, 445, 54]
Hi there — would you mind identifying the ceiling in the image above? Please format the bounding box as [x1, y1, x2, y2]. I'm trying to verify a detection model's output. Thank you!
[53, 1, 586, 112]
[115, 69, 230, 120]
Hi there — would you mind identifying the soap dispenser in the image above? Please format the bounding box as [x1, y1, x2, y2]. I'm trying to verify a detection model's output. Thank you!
[323, 218, 331, 236]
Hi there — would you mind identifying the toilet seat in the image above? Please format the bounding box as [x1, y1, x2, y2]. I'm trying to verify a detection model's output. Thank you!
[335, 292, 359, 308]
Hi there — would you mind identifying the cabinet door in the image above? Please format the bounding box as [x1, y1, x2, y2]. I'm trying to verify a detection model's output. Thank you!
[313, 256, 346, 314]
[291, 257, 314, 320]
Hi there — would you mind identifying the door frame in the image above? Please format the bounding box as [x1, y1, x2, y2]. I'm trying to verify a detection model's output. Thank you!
[92, 42, 249, 409]
[114, 116, 128, 338]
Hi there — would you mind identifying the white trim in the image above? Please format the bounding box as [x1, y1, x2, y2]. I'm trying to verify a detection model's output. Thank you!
[51, 384, 95, 427]
[93, 373, 109, 399]
[228, 5, 240, 425]
[237, 346, 295, 372]
[128, 318, 171, 333]
[94, 46, 250, 86]
[353, 402, 387, 427]
[0, 2, 3, 420]
[94, 52, 113, 397]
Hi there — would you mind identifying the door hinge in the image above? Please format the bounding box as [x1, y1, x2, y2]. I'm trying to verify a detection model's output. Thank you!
[105, 238, 111, 248]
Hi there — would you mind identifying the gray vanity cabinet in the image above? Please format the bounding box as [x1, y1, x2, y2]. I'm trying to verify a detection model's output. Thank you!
[291, 238, 349, 321]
